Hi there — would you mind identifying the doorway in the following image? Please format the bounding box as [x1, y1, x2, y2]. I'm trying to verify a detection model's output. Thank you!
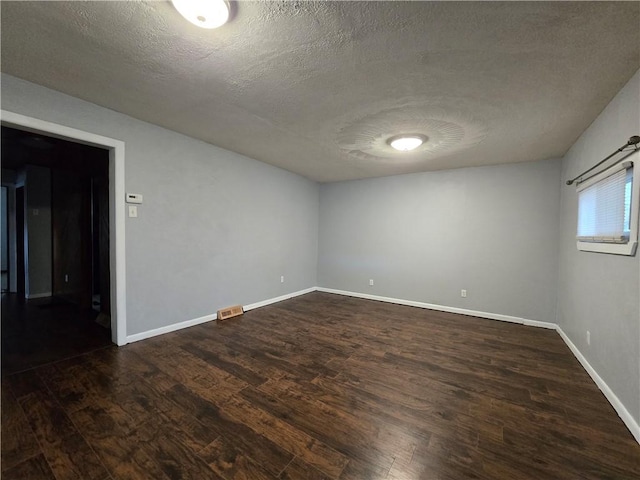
[1, 110, 126, 348]
[1, 126, 115, 372]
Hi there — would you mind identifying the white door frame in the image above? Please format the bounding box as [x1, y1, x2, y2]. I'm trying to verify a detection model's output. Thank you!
[1, 110, 127, 345]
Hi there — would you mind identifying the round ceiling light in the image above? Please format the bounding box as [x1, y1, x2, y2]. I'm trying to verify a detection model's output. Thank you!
[388, 135, 426, 152]
[171, 0, 230, 29]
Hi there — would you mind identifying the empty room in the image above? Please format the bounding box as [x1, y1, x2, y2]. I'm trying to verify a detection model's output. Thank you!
[1, 1, 639, 479]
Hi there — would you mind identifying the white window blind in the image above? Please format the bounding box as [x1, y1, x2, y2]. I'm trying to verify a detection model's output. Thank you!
[577, 163, 633, 243]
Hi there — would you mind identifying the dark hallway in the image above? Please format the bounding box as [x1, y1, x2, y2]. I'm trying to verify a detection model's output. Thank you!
[1, 127, 112, 374]
[1, 294, 111, 374]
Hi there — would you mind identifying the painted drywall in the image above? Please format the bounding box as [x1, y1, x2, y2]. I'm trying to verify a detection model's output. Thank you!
[318, 158, 561, 323]
[25, 165, 52, 297]
[557, 69, 640, 426]
[1, 74, 319, 336]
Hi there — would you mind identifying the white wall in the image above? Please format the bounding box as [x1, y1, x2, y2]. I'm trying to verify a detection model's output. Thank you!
[557, 70, 640, 427]
[318, 159, 561, 323]
[1, 74, 319, 336]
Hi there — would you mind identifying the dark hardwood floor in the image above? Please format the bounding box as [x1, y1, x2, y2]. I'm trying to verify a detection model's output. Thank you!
[1, 294, 112, 375]
[2, 292, 639, 479]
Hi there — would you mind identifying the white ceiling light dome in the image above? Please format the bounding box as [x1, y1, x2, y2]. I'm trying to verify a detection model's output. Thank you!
[171, 0, 230, 29]
[388, 135, 426, 152]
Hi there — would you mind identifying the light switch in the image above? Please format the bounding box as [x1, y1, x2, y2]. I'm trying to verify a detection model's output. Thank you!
[128, 205, 138, 218]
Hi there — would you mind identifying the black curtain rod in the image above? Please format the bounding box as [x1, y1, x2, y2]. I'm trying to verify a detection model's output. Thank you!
[566, 136, 640, 186]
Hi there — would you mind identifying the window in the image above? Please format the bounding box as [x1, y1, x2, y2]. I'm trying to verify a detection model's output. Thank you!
[576, 151, 639, 255]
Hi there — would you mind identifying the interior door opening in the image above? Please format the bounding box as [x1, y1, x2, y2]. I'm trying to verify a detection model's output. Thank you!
[1, 126, 113, 373]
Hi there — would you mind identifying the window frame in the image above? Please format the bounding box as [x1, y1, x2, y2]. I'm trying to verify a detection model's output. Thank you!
[576, 149, 639, 256]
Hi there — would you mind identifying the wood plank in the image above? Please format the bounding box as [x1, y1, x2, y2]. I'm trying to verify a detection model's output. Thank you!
[1, 453, 57, 480]
[69, 406, 171, 480]
[279, 457, 330, 480]
[2, 292, 639, 480]
[164, 383, 294, 476]
[1, 379, 42, 471]
[18, 388, 79, 443]
[220, 395, 349, 479]
[7, 369, 47, 400]
[180, 341, 268, 387]
[43, 433, 110, 480]
[337, 458, 389, 480]
[240, 385, 395, 473]
[135, 420, 225, 480]
[198, 436, 277, 480]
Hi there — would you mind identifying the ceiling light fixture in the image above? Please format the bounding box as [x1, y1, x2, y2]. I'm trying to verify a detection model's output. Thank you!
[171, 0, 230, 29]
[388, 135, 425, 152]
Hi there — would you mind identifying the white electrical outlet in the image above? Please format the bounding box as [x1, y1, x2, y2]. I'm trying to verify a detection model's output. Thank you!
[369, 279, 374, 286]
[128, 205, 138, 218]
[280, 275, 284, 283]
[587, 330, 591, 346]
[461, 289, 467, 298]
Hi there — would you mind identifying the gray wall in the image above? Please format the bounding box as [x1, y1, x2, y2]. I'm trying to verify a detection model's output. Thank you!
[318, 159, 561, 323]
[557, 70, 640, 425]
[1, 73, 319, 336]
[25, 165, 52, 297]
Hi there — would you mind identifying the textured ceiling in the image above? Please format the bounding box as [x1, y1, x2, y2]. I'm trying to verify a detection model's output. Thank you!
[2, 1, 639, 182]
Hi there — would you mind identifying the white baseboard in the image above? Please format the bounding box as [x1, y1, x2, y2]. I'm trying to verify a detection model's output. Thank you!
[244, 287, 318, 311]
[125, 286, 317, 344]
[316, 287, 557, 329]
[556, 327, 640, 444]
[26, 292, 52, 299]
[126, 312, 217, 344]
